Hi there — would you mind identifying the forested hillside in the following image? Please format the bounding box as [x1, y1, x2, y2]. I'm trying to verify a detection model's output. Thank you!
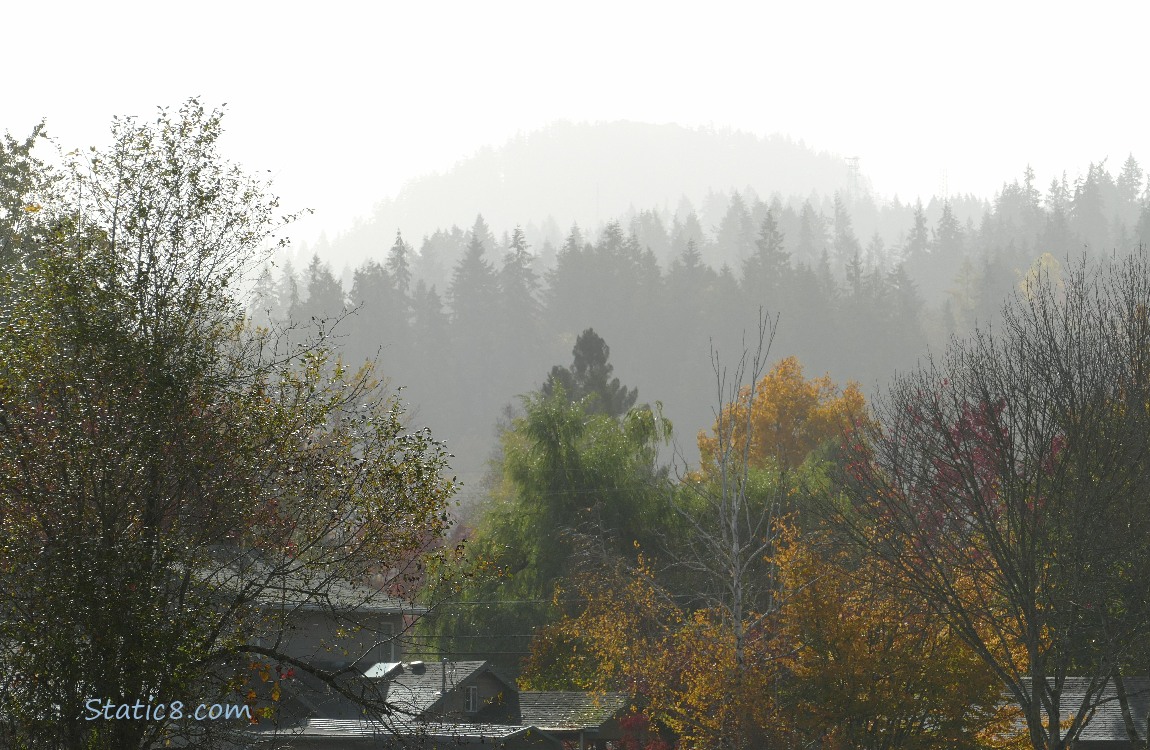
[314, 121, 861, 266]
[253, 155, 1150, 491]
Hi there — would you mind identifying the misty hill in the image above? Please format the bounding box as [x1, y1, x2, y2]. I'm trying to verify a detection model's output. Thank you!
[323, 121, 857, 266]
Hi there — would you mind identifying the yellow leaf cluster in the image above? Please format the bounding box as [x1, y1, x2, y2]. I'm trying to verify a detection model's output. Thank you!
[523, 554, 788, 748]
[697, 356, 870, 473]
[774, 526, 1005, 749]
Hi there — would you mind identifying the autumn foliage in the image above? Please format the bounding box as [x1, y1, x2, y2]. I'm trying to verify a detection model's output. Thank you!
[697, 355, 870, 473]
[774, 524, 1007, 750]
[521, 554, 783, 749]
[522, 354, 1017, 750]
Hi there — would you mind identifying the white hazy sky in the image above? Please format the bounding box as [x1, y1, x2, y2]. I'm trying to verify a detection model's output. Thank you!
[6, 1, 1148, 245]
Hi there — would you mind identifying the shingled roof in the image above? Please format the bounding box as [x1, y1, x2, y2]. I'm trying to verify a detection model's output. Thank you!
[518, 691, 629, 731]
[1062, 678, 1150, 742]
[1016, 677, 1150, 743]
[198, 547, 428, 615]
[377, 660, 517, 719]
[260, 718, 563, 748]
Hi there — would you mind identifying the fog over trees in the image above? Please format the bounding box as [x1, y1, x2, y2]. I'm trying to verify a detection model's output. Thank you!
[256, 126, 1149, 495]
[7, 100, 1150, 749]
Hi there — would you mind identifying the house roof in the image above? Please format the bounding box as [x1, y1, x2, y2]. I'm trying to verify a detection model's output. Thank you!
[518, 691, 629, 731]
[251, 575, 423, 615]
[197, 547, 427, 615]
[1062, 678, 1150, 742]
[378, 660, 516, 718]
[259, 718, 563, 747]
[1017, 677, 1150, 742]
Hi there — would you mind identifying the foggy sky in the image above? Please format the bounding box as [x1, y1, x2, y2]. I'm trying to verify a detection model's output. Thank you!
[6, 0, 1149, 262]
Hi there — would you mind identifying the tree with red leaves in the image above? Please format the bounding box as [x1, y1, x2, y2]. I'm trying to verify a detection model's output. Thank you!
[830, 252, 1150, 750]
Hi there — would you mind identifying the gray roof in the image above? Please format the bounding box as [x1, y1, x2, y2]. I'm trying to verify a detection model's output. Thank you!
[1065, 678, 1150, 742]
[380, 661, 511, 718]
[197, 548, 427, 615]
[252, 575, 424, 615]
[261, 718, 563, 747]
[518, 691, 629, 731]
[1018, 677, 1150, 742]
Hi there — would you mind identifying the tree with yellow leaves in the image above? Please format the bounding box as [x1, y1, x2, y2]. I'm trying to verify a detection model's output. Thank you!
[697, 354, 869, 473]
[521, 553, 785, 750]
[774, 523, 1006, 750]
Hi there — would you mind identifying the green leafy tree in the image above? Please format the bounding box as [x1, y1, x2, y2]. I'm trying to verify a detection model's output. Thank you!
[0, 101, 456, 750]
[419, 386, 671, 674]
[0, 124, 51, 265]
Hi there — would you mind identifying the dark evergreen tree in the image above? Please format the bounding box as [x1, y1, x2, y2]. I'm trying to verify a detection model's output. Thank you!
[545, 223, 595, 337]
[542, 328, 638, 418]
[447, 215, 501, 430]
[449, 215, 499, 328]
[496, 225, 544, 390]
[408, 279, 454, 424]
[932, 200, 964, 258]
[1043, 174, 1077, 258]
[347, 256, 408, 373]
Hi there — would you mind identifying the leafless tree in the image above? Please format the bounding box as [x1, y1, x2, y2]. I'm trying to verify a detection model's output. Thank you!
[828, 251, 1150, 750]
[671, 309, 783, 750]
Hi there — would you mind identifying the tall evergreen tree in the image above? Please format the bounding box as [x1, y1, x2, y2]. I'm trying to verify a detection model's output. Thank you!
[277, 259, 300, 323]
[496, 226, 544, 388]
[932, 200, 964, 258]
[1071, 162, 1113, 251]
[449, 215, 499, 327]
[832, 193, 862, 271]
[249, 263, 278, 327]
[670, 211, 708, 263]
[904, 200, 930, 261]
[386, 229, 413, 300]
[347, 257, 408, 372]
[447, 215, 501, 426]
[545, 223, 595, 337]
[293, 254, 346, 324]
[742, 210, 789, 299]
[630, 208, 672, 265]
[796, 200, 828, 265]
[542, 328, 638, 418]
[716, 192, 756, 268]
